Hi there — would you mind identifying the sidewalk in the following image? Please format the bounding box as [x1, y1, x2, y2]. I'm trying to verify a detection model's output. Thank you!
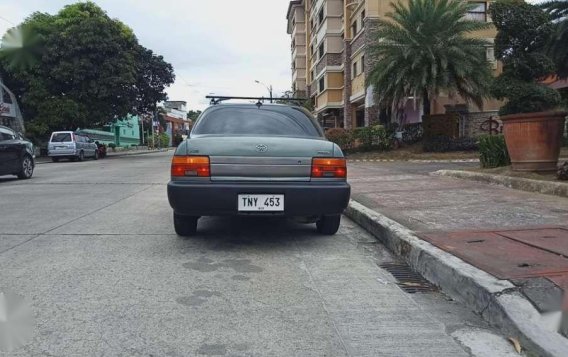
[35, 148, 171, 164]
[347, 161, 568, 356]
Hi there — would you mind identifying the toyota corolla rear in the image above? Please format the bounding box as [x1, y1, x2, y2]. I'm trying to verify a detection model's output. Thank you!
[167, 104, 351, 236]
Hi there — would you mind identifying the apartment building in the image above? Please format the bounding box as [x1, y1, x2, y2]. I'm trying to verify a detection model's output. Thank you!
[287, 0, 499, 129]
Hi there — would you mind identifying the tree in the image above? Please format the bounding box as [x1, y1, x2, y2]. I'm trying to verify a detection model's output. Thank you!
[0, 1, 174, 139]
[367, 0, 493, 116]
[187, 110, 202, 121]
[276, 90, 315, 112]
[490, 0, 561, 115]
[541, 0, 568, 78]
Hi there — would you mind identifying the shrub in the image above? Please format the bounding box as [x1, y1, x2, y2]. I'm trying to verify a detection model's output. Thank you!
[352, 125, 392, 151]
[478, 135, 510, 168]
[326, 126, 392, 152]
[326, 128, 352, 150]
[108, 143, 117, 151]
[401, 123, 423, 144]
[423, 136, 451, 152]
[489, 1, 561, 115]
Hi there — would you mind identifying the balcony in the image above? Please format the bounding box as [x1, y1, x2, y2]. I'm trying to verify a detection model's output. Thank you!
[316, 53, 343, 74]
[316, 89, 344, 111]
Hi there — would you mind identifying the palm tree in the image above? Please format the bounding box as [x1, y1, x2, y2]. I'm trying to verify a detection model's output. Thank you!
[367, 0, 493, 116]
[541, 0, 568, 78]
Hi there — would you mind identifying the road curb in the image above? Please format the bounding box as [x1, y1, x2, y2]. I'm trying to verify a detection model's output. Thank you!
[433, 169, 568, 198]
[35, 149, 171, 165]
[347, 158, 480, 163]
[345, 200, 568, 357]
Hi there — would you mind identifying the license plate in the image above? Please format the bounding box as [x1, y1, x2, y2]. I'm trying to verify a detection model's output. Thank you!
[238, 194, 284, 212]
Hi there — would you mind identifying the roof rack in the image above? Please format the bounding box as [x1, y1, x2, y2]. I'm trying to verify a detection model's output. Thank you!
[205, 95, 306, 106]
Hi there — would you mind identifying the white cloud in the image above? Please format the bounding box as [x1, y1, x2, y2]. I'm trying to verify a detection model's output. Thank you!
[0, 0, 293, 110]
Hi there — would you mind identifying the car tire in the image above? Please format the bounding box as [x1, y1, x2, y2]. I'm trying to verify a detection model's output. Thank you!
[51, 157, 60, 163]
[17, 155, 34, 179]
[94, 150, 99, 160]
[78, 151, 84, 161]
[174, 213, 198, 237]
[316, 215, 341, 235]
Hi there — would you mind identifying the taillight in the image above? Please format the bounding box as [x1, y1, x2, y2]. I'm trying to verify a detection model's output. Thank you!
[311, 158, 347, 178]
[171, 156, 210, 177]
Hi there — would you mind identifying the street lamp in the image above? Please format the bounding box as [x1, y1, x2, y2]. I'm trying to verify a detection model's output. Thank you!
[254, 80, 273, 103]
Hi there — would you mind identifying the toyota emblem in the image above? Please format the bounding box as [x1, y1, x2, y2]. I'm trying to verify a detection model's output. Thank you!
[256, 144, 268, 153]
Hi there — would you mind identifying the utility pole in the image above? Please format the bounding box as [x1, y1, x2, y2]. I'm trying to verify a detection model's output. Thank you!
[255, 80, 273, 103]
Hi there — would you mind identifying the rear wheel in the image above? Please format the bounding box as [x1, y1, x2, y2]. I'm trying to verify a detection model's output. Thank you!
[51, 157, 60, 163]
[174, 213, 198, 237]
[17, 155, 34, 179]
[78, 151, 84, 161]
[316, 215, 341, 235]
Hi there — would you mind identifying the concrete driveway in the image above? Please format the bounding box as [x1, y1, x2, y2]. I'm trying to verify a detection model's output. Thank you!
[0, 152, 517, 356]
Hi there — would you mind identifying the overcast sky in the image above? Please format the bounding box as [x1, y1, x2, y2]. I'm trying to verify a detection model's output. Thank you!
[0, 0, 293, 111]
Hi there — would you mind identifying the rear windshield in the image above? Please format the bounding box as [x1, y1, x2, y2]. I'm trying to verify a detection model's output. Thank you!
[51, 133, 72, 142]
[192, 106, 322, 137]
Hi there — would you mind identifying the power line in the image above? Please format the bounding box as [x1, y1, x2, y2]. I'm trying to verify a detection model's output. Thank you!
[0, 15, 16, 26]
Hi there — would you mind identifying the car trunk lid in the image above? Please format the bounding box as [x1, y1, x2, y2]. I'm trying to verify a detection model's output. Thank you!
[187, 136, 334, 181]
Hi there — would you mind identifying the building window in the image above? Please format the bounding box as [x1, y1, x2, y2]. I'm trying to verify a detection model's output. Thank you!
[486, 46, 497, 69]
[466, 2, 487, 22]
[352, 61, 358, 78]
[361, 10, 366, 25]
[311, 70, 314, 81]
[351, 20, 358, 36]
[318, 8, 324, 24]
[361, 55, 365, 73]
[319, 77, 325, 92]
[319, 43, 324, 59]
[356, 109, 365, 127]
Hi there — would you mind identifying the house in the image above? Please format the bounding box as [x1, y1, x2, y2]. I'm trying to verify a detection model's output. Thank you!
[78, 115, 141, 147]
[287, 0, 502, 129]
[0, 79, 25, 133]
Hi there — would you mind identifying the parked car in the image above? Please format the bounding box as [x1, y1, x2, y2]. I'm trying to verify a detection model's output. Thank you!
[167, 103, 351, 236]
[0, 125, 35, 179]
[48, 131, 99, 162]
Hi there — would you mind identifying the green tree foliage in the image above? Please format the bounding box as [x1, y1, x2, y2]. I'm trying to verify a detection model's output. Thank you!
[490, 0, 561, 115]
[541, 0, 568, 78]
[0, 2, 174, 139]
[187, 110, 202, 121]
[367, 0, 493, 116]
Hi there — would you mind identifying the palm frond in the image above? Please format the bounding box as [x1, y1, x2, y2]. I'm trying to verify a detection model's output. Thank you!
[368, 0, 493, 113]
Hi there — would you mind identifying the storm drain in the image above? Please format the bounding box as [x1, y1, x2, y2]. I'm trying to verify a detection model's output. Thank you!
[379, 262, 438, 294]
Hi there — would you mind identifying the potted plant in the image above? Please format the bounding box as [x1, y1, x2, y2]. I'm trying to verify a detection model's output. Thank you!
[490, 0, 566, 171]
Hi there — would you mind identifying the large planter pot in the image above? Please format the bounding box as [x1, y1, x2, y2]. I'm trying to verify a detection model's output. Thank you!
[501, 111, 567, 171]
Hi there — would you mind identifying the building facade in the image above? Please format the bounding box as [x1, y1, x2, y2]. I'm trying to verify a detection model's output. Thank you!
[0, 79, 25, 133]
[79, 115, 141, 147]
[287, 0, 500, 129]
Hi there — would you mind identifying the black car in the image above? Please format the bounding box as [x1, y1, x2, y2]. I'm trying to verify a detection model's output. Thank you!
[0, 125, 35, 179]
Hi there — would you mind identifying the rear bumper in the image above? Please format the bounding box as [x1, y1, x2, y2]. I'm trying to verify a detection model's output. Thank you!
[48, 149, 77, 157]
[168, 180, 351, 217]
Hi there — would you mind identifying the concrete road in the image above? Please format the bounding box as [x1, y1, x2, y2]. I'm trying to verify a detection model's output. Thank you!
[0, 153, 517, 356]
